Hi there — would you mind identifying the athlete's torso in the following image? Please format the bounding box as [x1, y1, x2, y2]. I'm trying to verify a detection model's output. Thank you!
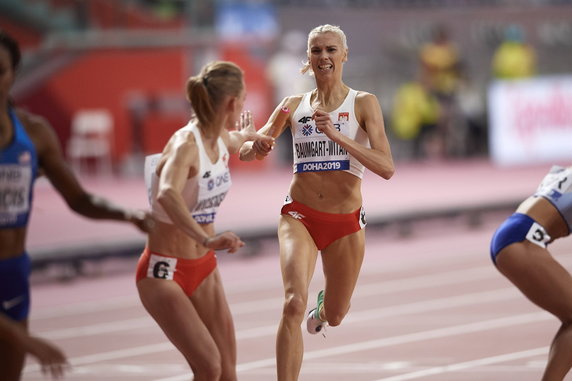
[145, 121, 232, 226]
[291, 88, 369, 179]
[0, 109, 38, 230]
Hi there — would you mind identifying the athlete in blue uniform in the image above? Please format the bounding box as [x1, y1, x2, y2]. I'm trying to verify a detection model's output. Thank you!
[240, 25, 394, 381]
[491, 165, 572, 381]
[0, 30, 152, 380]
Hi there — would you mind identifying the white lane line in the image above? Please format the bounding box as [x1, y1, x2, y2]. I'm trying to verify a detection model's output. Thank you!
[38, 286, 517, 341]
[23, 342, 175, 374]
[26, 287, 536, 375]
[153, 312, 552, 381]
[32, 265, 496, 321]
[372, 347, 548, 381]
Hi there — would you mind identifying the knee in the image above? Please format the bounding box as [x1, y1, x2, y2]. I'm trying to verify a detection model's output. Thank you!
[282, 293, 307, 323]
[191, 360, 222, 381]
[324, 305, 349, 327]
[325, 312, 345, 327]
[188, 351, 222, 380]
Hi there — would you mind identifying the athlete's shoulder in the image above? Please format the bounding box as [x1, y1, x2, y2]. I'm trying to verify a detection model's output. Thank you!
[14, 108, 52, 135]
[283, 93, 306, 113]
[13, 109, 58, 153]
[355, 90, 378, 102]
[355, 91, 381, 112]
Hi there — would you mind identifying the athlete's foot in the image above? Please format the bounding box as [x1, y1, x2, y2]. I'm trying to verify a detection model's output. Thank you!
[306, 290, 327, 335]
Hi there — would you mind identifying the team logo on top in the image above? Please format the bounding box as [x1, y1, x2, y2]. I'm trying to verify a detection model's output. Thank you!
[19, 151, 31, 164]
[338, 112, 349, 122]
[302, 124, 313, 136]
[203, 171, 211, 178]
[223, 153, 229, 168]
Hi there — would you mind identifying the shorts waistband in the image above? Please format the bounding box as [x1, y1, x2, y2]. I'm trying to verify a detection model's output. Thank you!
[142, 247, 215, 267]
[284, 198, 361, 221]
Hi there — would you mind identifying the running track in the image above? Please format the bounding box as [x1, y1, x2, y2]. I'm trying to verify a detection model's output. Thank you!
[22, 212, 572, 380]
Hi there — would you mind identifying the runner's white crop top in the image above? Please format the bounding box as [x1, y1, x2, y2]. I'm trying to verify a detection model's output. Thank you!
[145, 121, 231, 225]
[534, 165, 572, 234]
[291, 88, 369, 178]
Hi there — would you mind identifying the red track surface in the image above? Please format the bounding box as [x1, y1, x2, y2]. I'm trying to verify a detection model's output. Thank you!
[22, 215, 572, 380]
[20, 159, 572, 380]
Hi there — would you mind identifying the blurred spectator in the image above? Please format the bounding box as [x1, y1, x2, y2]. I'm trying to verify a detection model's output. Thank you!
[391, 79, 440, 160]
[456, 66, 488, 157]
[492, 24, 536, 79]
[419, 24, 462, 102]
[418, 25, 466, 159]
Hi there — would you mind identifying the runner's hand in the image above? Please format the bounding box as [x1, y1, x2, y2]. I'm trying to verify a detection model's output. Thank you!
[203, 231, 245, 253]
[23, 335, 69, 379]
[127, 210, 155, 233]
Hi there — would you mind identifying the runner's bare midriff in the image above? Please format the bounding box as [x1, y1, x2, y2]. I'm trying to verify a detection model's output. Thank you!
[0, 228, 26, 259]
[289, 171, 362, 213]
[147, 220, 214, 259]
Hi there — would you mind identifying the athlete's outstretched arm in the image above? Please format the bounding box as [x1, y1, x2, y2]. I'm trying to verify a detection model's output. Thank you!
[239, 97, 296, 161]
[222, 110, 274, 155]
[23, 112, 152, 232]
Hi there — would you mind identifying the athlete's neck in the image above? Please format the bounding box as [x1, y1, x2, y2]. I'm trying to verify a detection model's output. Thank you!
[311, 83, 349, 112]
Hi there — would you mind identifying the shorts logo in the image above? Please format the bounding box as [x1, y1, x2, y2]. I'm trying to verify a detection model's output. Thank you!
[2, 295, 25, 310]
[148, 254, 177, 280]
[288, 211, 305, 220]
[19, 151, 31, 164]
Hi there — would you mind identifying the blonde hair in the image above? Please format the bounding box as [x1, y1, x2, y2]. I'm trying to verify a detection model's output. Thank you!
[301, 24, 348, 75]
[186, 61, 244, 128]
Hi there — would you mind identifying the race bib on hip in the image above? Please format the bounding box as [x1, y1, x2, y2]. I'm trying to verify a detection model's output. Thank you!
[525, 222, 551, 248]
[147, 254, 177, 280]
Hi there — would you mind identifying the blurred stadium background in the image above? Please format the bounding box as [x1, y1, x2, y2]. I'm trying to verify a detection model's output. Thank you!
[2, 0, 572, 268]
[5, 2, 572, 379]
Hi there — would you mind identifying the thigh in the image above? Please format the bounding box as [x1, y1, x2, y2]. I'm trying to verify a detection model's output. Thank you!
[191, 269, 236, 366]
[137, 278, 218, 366]
[278, 216, 319, 299]
[321, 228, 366, 311]
[497, 242, 572, 320]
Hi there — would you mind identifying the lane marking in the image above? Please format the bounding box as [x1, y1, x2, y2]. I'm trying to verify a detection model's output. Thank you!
[39, 287, 518, 340]
[32, 265, 497, 321]
[372, 347, 548, 380]
[153, 312, 552, 381]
